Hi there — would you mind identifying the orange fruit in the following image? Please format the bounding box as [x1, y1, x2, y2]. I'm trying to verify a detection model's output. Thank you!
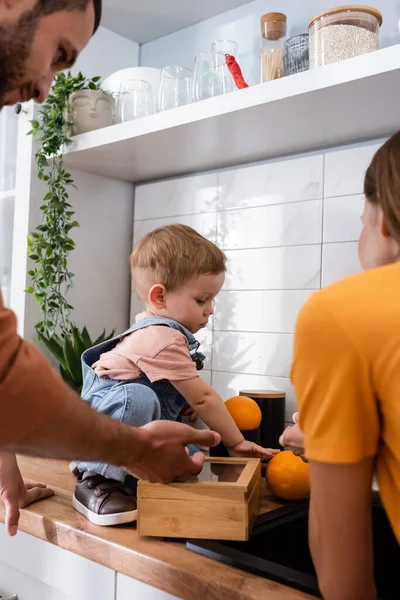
[225, 396, 262, 430]
[266, 451, 310, 501]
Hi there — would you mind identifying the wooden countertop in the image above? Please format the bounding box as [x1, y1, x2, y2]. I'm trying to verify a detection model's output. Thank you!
[0, 457, 314, 600]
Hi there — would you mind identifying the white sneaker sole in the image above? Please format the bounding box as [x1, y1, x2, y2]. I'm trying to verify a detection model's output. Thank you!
[72, 495, 137, 527]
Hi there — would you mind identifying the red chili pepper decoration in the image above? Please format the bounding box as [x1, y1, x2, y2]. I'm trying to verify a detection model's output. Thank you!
[226, 54, 249, 89]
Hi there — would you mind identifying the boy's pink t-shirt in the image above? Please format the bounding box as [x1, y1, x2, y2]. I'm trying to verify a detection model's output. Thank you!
[92, 312, 198, 383]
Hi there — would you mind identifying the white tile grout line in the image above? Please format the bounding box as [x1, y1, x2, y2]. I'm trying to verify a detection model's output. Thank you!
[133, 197, 325, 222]
[134, 193, 366, 224]
[212, 330, 294, 335]
[210, 172, 220, 390]
[131, 238, 357, 253]
[320, 153, 326, 289]
[130, 288, 320, 293]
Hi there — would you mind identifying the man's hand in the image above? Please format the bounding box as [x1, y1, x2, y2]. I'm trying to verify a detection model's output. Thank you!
[124, 421, 220, 483]
[279, 412, 306, 458]
[0, 453, 54, 536]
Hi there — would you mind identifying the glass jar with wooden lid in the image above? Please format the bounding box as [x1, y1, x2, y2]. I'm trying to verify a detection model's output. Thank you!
[309, 5, 383, 68]
[260, 12, 287, 82]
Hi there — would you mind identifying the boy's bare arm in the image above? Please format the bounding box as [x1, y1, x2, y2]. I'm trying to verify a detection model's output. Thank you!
[173, 377, 244, 448]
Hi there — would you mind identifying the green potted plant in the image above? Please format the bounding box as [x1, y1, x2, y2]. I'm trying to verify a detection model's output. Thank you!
[26, 71, 115, 393]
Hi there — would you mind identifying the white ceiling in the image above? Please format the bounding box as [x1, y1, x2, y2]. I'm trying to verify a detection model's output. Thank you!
[101, 0, 255, 44]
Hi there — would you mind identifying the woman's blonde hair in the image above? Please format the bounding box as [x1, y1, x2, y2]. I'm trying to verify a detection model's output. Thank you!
[364, 131, 400, 244]
[130, 224, 227, 300]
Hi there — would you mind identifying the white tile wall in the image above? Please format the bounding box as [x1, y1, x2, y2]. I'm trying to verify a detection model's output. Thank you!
[224, 246, 321, 290]
[324, 142, 382, 198]
[218, 154, 323, 210]
[217, 200, 322, 250]
[214, 290, 314, 334]
[322, 242, 361, 287]
[134, 212, 217, 243]
[212, 332, 293, 379]
[134, 172, 218, 220]
[131, 139, 384, 423]
[323, 195, 364, 243]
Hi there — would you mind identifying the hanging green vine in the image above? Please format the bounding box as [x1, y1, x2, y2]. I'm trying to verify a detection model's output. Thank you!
[25, 72, 115, 392]
[26, 71, 102, 337]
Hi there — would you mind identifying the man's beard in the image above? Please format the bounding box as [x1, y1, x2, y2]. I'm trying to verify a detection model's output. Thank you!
[0, 9, 40, 109]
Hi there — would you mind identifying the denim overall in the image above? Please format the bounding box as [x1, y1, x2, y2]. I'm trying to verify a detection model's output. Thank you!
[75, 316, 205, 483]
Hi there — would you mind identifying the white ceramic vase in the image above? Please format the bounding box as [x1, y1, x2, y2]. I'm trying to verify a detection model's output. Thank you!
[68, 90, 116, 136]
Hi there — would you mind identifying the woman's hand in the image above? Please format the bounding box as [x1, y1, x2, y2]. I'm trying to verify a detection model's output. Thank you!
[228, 440, 280, 461]
[279, 413, 306, 460]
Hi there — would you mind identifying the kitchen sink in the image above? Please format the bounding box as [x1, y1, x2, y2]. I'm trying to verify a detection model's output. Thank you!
[187, 494, 399, 599]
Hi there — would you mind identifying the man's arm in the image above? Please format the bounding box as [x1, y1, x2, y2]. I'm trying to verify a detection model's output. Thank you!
[308, 460, 376, 600]
[0, 296, 220, 482]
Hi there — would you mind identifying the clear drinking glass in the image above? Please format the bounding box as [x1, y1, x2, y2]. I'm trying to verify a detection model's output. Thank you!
[211, 40, 238, 56]
[192, 51, 234, 102]
[158, 66, 192, 112]
[119, 80, 153, 122]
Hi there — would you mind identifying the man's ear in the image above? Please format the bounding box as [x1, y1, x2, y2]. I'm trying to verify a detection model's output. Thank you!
[149, 284, 166, 309]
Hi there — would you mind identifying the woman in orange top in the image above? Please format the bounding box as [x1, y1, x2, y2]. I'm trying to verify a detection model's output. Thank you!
[282, 131, 400, 600]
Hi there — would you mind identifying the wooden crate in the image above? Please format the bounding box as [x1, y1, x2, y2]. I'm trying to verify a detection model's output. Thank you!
[137, 457, 261, 541]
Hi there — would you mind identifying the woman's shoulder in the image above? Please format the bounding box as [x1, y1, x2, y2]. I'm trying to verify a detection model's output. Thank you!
[297, 263, 400, 334]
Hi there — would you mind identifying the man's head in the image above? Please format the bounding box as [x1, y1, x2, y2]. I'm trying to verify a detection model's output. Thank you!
[130, 224, 227, 333]
[0, 0, 102, 108]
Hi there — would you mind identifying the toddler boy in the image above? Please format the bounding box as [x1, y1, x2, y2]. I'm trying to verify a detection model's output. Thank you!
[73, 225, 279, 525]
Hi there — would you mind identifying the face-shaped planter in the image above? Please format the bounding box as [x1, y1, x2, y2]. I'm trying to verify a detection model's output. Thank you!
[68, 90, 116, 136]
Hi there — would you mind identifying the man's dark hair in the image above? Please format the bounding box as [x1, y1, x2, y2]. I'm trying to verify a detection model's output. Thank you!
[37, 0, 102, 33]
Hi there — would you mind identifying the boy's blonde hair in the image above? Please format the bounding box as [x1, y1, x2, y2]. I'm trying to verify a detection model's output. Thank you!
[130, 224, 227, 301]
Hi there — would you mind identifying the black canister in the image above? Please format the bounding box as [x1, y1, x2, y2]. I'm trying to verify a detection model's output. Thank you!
[284, 34, 309, 76]
[240, 390, 286, 449]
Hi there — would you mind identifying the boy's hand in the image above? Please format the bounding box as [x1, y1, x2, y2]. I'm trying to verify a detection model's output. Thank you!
[228, 440, 280, 461]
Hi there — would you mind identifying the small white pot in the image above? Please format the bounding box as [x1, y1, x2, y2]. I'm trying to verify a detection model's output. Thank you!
[68, 90, 116, 136]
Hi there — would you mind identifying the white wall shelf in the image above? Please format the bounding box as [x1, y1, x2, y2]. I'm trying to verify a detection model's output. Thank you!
[63, 45, 400, 184]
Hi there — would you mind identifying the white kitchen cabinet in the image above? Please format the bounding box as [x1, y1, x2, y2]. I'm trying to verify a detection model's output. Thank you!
[116, 574, 181, 600]
[0, 525, 115, 600]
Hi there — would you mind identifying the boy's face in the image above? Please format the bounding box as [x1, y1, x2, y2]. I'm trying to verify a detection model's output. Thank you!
[149, 272, 225, 333]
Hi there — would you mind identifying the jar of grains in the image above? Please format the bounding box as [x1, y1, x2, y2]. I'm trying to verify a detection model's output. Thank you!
[309, 5, 383, 68]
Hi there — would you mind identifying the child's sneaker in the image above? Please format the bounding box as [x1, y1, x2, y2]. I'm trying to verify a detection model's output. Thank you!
[73, 471, 137, 526]
[69, 461, 80, 477]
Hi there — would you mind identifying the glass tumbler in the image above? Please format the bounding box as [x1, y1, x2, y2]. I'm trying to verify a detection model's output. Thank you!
[158, 66, 192, 112]
[119, 80, 153, 122]
[192, 51, 234, 102]
[211, 40, 238, 56]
